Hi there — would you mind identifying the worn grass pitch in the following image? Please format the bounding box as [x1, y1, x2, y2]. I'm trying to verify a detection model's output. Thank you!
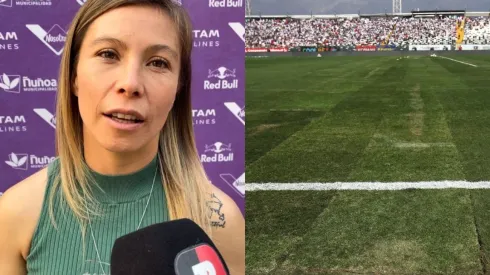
[246, 54, 490, 274]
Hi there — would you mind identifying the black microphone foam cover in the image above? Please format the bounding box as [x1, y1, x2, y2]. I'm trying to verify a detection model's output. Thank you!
[110, 218, 229, 275]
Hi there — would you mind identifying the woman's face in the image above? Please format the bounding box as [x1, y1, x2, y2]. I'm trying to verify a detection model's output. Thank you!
[74, 5, 181, 154]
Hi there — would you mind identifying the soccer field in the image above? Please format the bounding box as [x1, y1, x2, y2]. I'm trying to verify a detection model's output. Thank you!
[246, 54, 490, 274]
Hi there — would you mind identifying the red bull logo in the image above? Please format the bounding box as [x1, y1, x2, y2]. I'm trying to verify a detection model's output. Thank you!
[201, 142, 234, 163]
[209, 0, 243, 8]
[204, 66, 238, 90]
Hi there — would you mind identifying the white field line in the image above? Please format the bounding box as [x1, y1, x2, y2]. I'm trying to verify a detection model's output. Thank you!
[365, 67, 380, 79]
[246, 181, 490, 191]
[437, 56, 478, 67]
[394, 142, 455, 148]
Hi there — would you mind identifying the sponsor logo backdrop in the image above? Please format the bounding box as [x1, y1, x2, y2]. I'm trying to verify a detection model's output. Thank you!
[0, 0, 245, 215]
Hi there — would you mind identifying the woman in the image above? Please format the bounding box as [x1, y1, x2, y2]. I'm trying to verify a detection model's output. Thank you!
[0, 0, 245, 274]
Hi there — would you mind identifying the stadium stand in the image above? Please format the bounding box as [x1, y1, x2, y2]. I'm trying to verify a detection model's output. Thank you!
[464, 17, 490, 45]
[245, 11, 490, 51]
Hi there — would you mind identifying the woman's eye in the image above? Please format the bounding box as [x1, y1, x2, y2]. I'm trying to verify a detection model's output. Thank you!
[98, 50, 117, 60]
[149, 59, 169, 69]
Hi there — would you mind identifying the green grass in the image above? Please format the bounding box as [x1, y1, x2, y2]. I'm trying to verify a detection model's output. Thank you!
[246, 54, 490, 274]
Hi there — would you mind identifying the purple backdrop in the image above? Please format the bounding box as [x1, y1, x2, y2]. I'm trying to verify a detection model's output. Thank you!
[0, 0, 245, 216]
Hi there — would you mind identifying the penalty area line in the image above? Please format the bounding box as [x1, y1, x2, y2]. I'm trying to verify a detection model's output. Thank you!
[246, 181, 490, 191]
[436, 56, 478, 67]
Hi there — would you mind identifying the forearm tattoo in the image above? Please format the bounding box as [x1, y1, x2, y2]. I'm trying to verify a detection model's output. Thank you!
[207, 193, 226, 229]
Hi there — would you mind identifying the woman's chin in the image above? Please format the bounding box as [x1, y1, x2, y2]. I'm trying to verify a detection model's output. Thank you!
[103, 140, 143, 154]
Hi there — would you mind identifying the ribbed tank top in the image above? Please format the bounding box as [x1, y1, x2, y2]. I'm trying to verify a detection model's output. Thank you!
[26, 154, 169, 275]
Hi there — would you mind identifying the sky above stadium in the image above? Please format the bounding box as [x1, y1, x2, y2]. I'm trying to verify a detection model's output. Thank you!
[249, 0, 490, 15]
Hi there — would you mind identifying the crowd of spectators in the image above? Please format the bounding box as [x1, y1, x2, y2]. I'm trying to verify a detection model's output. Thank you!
[245, 16, 490, 48]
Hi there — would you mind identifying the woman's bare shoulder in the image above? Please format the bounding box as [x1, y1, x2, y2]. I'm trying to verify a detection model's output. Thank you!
[205, 183, 245, 275]
[0, 167, 49, 260]
[206, 183, 244, 230]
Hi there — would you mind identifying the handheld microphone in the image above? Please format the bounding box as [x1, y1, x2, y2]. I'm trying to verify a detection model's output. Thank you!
[110, 218, 229, 275]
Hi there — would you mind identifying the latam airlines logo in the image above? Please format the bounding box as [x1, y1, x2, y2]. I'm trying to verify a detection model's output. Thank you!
[0, 31, 18, 40]
[192, 109, 216, 117]
[220, 173, 244, 197]
[0, 31, 19, 51]
[193, 29, 220, 48]
[205, 67, 238, 90]
[5, 152, 55, 170]
[0, 73, 57, 93]
[0, 115, 25, 124]
[34, 108, 56, 128]
[26, 24, 67, 56]
[192, 108, 216, 126]
[224, 102, 244, 125]
[209, 0, 243, 7]
[201, 142, 234, 163]
[0, 114, 27, 133]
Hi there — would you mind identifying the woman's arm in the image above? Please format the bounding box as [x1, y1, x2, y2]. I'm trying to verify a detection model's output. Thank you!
[0, 186, 28, 275]
[0, 168, 47, 275]
[206, 185, 245, 275]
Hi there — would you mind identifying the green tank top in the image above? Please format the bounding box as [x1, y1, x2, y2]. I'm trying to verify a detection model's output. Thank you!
[26, 154, 169, 275]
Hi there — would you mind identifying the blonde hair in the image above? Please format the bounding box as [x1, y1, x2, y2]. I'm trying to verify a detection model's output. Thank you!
[49, 0, 212, 239]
